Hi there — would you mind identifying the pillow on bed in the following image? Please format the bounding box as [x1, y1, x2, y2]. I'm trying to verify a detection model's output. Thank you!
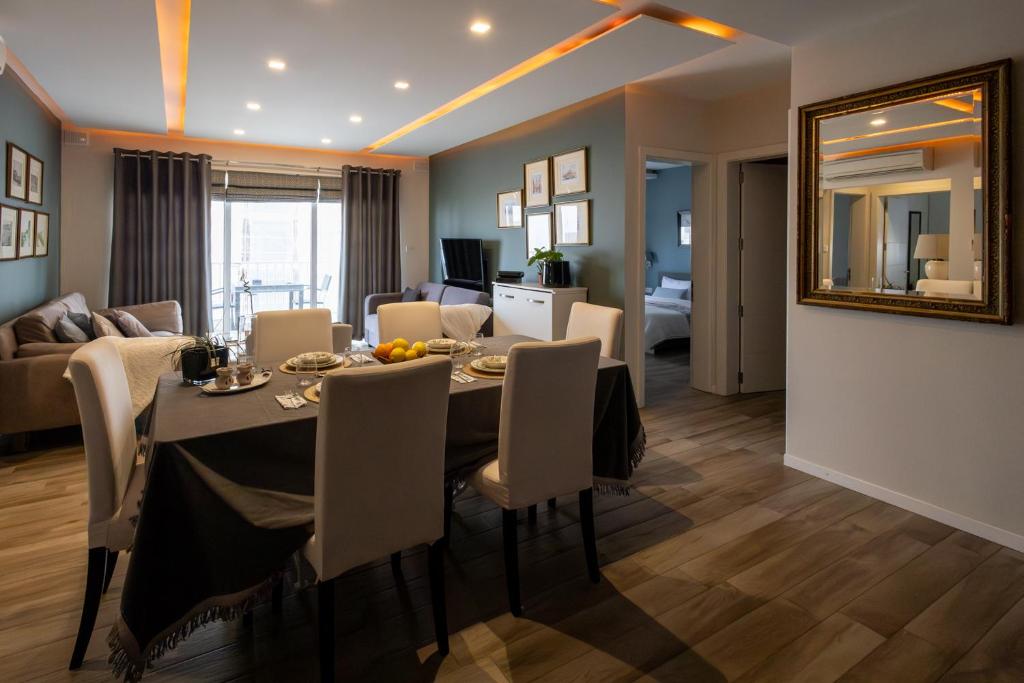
[661, 275, 691, 291]
[652, 286, 687, 300]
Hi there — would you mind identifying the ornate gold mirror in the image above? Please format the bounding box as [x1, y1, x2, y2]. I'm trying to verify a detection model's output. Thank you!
[798, 60, 1011, 323]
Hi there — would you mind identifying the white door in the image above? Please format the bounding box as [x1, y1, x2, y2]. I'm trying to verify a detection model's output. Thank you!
[739, 162, 787, 393]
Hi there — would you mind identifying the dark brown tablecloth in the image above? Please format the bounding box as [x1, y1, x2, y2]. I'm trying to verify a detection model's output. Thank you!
[109, 336, 644, 680]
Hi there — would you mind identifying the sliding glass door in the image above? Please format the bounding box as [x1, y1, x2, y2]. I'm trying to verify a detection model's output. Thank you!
[210, 199, 341, 338]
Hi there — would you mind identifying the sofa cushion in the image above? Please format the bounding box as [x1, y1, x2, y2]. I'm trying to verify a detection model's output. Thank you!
[13, 300, 68, 345]
[440, 286, 489, 307]
[107, 310, 154, 337]
[401, 286, 420, 302]
[55, 315, 91, 343]
[16, 341, 86, 357]
[92, 312, 125, 338]
[68, 312, 97, 340]
[418, 282, 446, 303]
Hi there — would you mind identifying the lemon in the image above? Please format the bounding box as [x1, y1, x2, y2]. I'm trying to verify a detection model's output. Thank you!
[412, 341, 428, 357]
[389, 348, 407, 363]
[393, 338, 410, 350]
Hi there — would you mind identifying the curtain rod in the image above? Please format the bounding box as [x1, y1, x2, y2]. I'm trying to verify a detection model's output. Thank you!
[115, 152, 397, 176]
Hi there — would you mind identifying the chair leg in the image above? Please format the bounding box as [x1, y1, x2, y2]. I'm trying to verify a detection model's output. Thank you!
[502, 509, 522, 616]
[69, 547, 107, 669]
[443, 480, 454, 547]
[527, 504, 537, 523]
[579, 488, 600, 583]
[427, 540, 450, 656]
[390, 551, 402, 574]
[547, 497, 557, 510]
[102, 549, 118, 594]
[318, 578, 336, 683]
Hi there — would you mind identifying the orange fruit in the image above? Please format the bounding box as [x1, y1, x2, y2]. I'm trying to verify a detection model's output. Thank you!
[375, 342, 394, 358]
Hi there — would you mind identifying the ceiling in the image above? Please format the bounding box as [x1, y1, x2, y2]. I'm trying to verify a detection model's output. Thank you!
[0, 1, 927, 157]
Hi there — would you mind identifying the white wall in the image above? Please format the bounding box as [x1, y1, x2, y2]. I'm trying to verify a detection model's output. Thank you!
[60, 131, 429, 309]
[786, 0, 1024, 550]
[624, 81, 789, 401]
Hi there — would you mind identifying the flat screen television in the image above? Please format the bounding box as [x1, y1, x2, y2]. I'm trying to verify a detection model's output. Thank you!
[439, 238, 487, 292]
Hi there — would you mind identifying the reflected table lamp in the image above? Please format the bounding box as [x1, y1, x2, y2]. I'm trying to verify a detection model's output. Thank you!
[914, 234, 949, 280]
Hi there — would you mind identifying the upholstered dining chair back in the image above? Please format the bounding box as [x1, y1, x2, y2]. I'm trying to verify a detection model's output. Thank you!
[377, 301, 443, 344]
[309, 355, 452, 579]
[565, 302, 623, 359]
[68, 338, 138, 547]
[252, 309, 333, 364]
[497, 338, 601, 508]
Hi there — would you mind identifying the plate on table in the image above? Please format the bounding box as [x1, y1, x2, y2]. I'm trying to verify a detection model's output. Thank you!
[479, 355, 507, 370]
[426, 338, 458, 354]
[281, 352, 343, 374]
[201, 370, 273, 395]
[469, 358, 505, 375]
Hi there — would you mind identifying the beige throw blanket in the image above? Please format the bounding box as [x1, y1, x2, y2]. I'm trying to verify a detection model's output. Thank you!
[64, 336, 186, 417]
[440, 303, 492, 341]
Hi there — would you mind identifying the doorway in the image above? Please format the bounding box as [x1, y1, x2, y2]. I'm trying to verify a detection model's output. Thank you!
[737, 158, 787, 393]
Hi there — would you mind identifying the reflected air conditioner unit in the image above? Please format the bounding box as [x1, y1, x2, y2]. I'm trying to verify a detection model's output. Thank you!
[821, 148, 932, 182]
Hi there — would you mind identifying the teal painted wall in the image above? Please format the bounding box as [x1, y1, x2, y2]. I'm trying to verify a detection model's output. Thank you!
[644, 165, 691, 289]
[0, 71, 61, 322]
[428, 90, 626, 307]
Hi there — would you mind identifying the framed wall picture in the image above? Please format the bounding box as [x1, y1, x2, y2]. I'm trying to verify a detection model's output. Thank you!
[496, 189, 523, 228]
[554, 199, 591, 246]
[0, 205, 18, 260]
[6, 143, 28, 201]
[552, 147, 588, 196]
[27, 156, 43, 205]
[33, 211, 49, 257]
[17, 209, 34, 259]
[523, 158, 550, 208]
[525, 211, 552, 256]
[678, 210, 692, 246]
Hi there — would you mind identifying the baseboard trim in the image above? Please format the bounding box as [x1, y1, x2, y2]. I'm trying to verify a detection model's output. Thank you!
[784, 453, 1024, 553]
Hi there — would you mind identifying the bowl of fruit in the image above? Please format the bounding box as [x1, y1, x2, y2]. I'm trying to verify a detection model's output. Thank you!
[372, 338, 429, 364]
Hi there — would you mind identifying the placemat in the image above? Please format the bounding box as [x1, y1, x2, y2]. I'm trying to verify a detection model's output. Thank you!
[303, 384, 321, 403]
[462, 364, 504, 380]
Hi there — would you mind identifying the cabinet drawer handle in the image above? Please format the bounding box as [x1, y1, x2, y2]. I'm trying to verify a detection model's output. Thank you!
[499, 293, 515, 299]
[527, 298, 545, 304]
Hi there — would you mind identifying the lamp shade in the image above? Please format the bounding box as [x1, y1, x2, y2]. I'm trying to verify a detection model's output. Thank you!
[914, 234, 949, 260]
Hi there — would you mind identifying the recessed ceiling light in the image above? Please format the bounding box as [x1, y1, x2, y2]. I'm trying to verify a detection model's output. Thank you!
[469, 20, 491, 35]
[349, 114, 363, 124]
[321, 138, 332, 144]
[870, 117, 887, 127]
[233, 129, 245, 136]
[394, 80, 410, 90]
[267, 59, 286, 71]
[246, 102, 262, 111]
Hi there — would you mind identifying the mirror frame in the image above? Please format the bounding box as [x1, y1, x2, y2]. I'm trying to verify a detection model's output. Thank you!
[797, 60, 1012, 324]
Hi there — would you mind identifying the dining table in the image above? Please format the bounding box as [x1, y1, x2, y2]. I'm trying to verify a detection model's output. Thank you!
[108, 335, 645, 681]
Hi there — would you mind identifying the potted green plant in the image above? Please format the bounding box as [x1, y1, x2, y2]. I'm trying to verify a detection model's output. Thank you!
[170, 333, 230, 385]
[527, 247, 570, 287]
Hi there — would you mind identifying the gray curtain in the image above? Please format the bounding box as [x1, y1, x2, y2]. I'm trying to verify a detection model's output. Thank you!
[340, 165, 401, 339]
[110, 149, 212, 335]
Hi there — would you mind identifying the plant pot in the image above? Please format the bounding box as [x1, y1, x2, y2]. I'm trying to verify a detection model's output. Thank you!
[542, 260, 571, 287]
[180, 345, 230, 384]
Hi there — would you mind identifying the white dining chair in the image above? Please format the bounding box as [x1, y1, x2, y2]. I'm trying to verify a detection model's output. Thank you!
[67, 338, 145, 669]
[565, 302, 623, 359]
[376, 301, 443, 343]
[304, 355, 452, 681]
[251, 309, 335, 363]
[468, 337, 602, 616]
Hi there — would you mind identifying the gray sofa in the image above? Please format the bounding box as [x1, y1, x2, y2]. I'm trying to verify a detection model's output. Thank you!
[364, 282, 492, 345]
[0, 292, 183, 435]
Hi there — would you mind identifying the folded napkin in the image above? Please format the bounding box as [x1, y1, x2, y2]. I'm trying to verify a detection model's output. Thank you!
[348, 353, 375, 364]
[275, 394, 307, 409]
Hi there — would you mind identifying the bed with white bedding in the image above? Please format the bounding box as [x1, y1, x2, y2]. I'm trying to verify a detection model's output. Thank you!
[644, 273, 692, 353]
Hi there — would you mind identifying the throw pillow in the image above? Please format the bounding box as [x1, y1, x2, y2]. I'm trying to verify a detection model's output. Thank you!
[92, 312, 125, 338]
[68, 312, 97, 340]
[400, 287, 420, 302]
[108, 310, 154, 338]
[54, 315, 90, 343]
[651, 286, 687, 300]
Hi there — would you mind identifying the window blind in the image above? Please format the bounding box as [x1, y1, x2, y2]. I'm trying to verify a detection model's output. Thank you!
[210, 170, 342, 202]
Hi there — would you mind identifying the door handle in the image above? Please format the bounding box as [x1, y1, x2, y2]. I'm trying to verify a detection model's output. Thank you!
[499, 293, 515, 299]
[526, 298, 545, 304]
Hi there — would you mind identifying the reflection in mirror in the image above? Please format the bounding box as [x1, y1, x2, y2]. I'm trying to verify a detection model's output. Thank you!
[817, 87, 982, 300]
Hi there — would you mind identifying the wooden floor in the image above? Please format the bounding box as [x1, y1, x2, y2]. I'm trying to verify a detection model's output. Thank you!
[2, 349, 1023, 682]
